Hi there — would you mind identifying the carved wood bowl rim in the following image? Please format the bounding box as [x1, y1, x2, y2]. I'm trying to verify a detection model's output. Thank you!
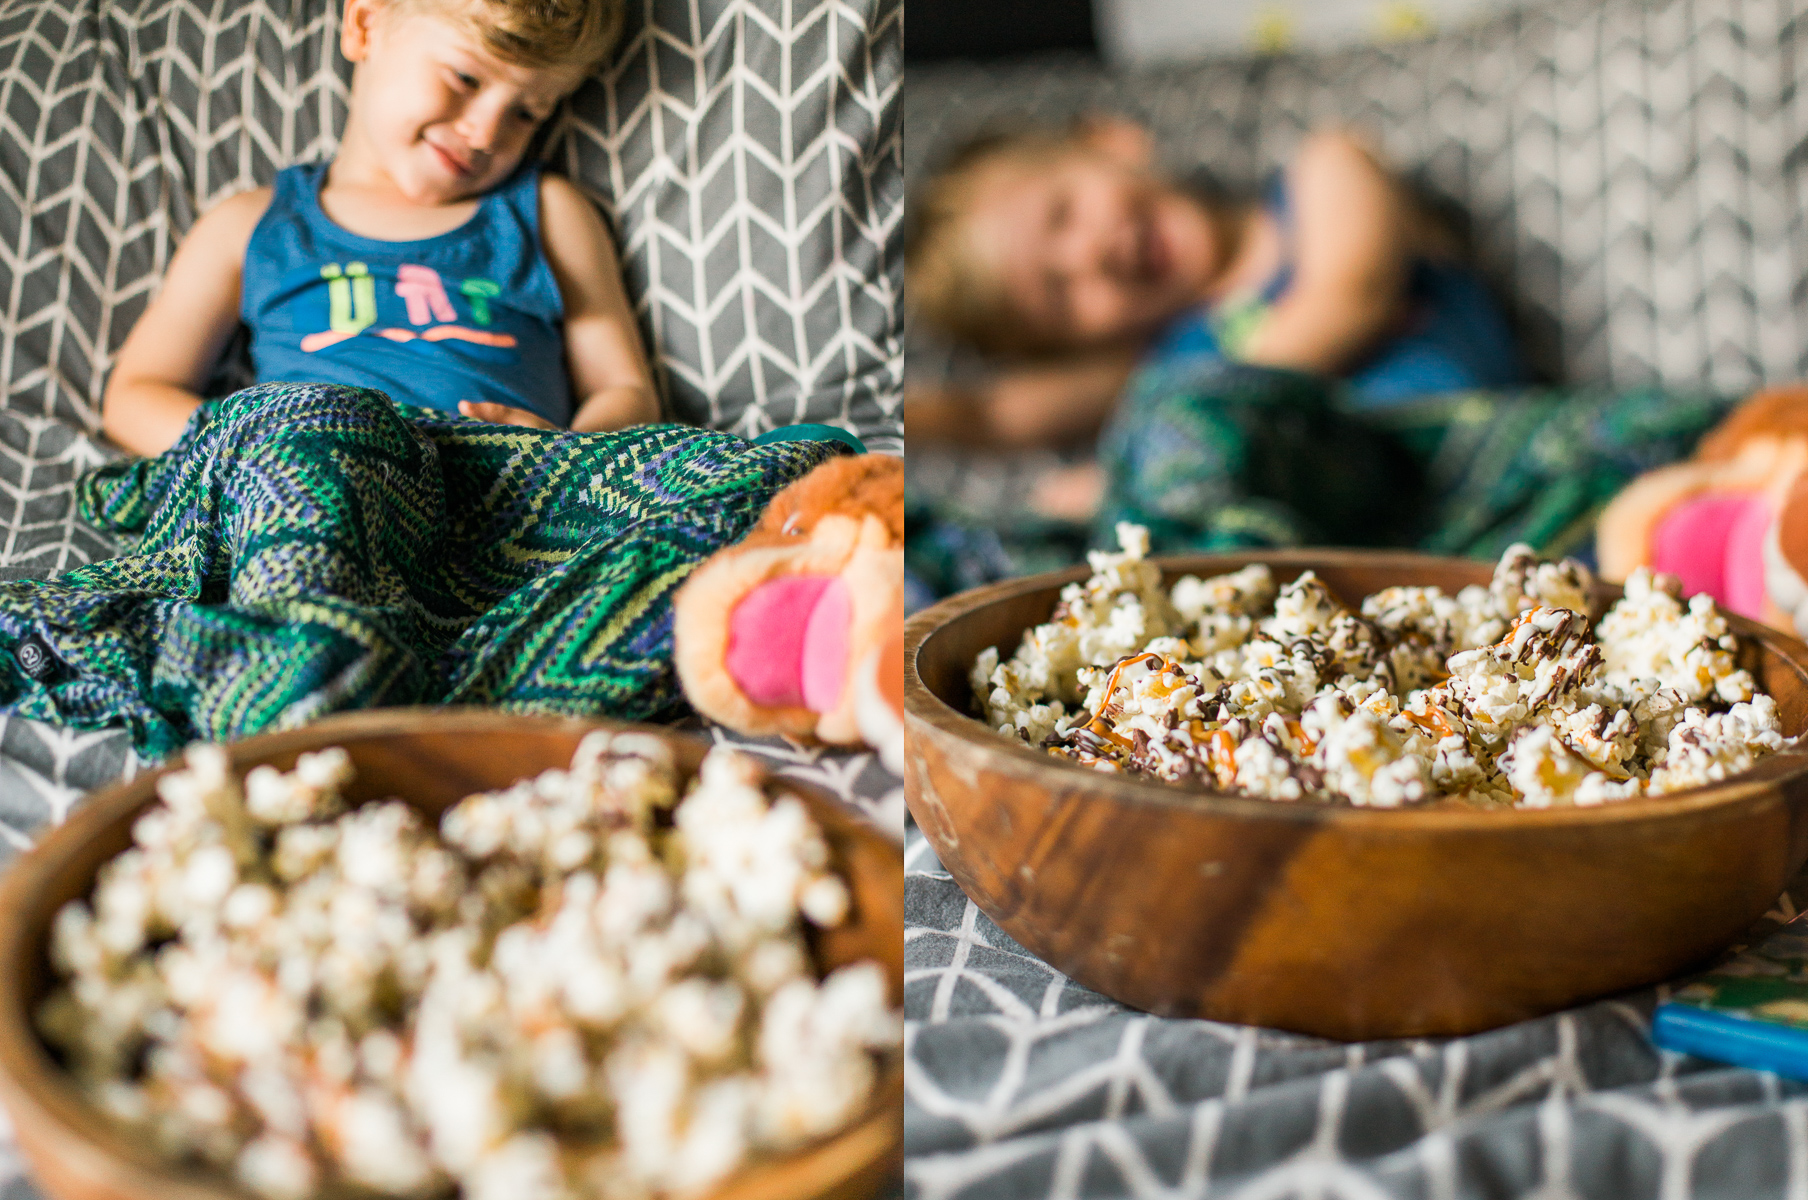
[905, 548, 1808, 830]
[0, 708, 903, 1200]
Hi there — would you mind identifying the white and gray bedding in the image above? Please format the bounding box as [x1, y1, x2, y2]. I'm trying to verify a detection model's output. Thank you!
[907, 827, 1808, 1200]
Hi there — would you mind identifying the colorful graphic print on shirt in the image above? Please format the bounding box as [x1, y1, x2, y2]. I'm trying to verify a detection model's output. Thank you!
[297, 262, 519, 356]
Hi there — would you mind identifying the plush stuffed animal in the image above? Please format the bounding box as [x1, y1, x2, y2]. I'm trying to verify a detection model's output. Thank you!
[1596, 386, 1808, 635]
[674, 453, 904, 765]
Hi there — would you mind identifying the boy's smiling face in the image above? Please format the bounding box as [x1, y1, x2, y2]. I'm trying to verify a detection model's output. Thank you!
[339, 0, 590, 206]
[964, 146, 1223, 351]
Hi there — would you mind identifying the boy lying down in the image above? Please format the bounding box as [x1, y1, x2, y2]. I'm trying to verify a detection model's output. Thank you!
[0, 0, 901, 759]
[904, 117, 1741, 589]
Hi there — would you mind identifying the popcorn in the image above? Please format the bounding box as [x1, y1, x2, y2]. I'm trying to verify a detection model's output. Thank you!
[1596, 568, 1755, 705]
[235, 1134, 317, 1200]
[1490, 543, 1595, 615]
[244, 749, 349, 826]
[970, 522, 1180, 746]
[1265, 571, 1347, 642]
[978, 529, 1792, 809]
[1497, 725, 1640, 808]
[1363, 582, 1508, 678]
[1172, 563, 1273, 654]
[41, 741, 898, 1200]
[1648, 695, 1787, 791]
[1232, 731, 1314, 802]
[754, 963, 899, 1149]
[1303, 698, 1429, 808]
[1444, 607, 1599, 746]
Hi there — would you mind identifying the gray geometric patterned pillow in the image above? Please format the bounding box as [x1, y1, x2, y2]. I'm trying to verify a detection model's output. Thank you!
[0, 0, 902, 450]
[558, 1, 904, 448]
[906, 0, 1808, 399]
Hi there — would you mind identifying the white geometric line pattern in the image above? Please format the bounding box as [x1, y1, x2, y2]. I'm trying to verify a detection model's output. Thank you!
[702, 719, 902, 838]
[0, 0, 351, 427]
[905, 821, 1808, 1199]
[906, 0, 1808, 401]
[558, 0, 903, 450]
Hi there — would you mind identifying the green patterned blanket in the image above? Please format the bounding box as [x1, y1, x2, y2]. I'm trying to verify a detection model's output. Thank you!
[907, 362, 1741, 602]
[0, 383, 839, 759]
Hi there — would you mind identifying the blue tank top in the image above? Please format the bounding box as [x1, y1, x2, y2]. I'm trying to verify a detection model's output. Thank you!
[241, 161, 573, 425]
[1145, 174, 1526, 407]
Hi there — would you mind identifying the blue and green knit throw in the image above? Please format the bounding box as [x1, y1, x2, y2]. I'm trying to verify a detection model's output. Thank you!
[0, 383, 842, 759]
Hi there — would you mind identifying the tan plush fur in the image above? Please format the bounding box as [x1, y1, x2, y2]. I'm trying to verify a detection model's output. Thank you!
[1596, 387, 1808, 633]
[1600, 427, 1808, 579]
[673, 454, 903, 745]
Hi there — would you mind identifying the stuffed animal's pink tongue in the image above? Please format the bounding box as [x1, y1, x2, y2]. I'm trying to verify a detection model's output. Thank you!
[1652, 491, 1770, 620]
[725, 576, 849, 712]
[801, 577, 850, 711]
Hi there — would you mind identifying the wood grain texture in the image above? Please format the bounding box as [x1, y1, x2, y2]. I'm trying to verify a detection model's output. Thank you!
[0, 708, 902, 1200]
[905, 550, 1808, 1039]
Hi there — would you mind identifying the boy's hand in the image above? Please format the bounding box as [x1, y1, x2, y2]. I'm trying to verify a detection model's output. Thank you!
[457, 400, 557, 430]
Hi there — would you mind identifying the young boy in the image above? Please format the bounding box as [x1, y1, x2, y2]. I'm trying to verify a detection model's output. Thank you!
[901, 120, 1732, 590]
[901, 120, 1541, 571]
[102, 0, 658, 456]
[905, 120, 1524, 453]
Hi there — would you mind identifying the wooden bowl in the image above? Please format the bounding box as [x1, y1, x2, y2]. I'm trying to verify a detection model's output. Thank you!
[0, 709, 902, 1200]
[904, 550, 1808, 1040]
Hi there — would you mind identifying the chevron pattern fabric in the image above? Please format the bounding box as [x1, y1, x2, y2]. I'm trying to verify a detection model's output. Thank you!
[907, 824, 1808, 1200]
[906, 0, 1808, 398]
[0, 0, 903, 448]
[559, 0, 904, 448]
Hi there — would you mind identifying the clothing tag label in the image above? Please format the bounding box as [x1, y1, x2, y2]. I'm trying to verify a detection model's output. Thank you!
[15, 634, 64, 683]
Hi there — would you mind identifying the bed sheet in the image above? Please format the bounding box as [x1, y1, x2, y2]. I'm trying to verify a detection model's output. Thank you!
[906, 820, 1808, 1200]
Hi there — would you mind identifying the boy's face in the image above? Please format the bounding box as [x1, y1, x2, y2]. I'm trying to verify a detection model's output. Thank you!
[341, 0, 589, 206]
[965, 147, 1222, 350]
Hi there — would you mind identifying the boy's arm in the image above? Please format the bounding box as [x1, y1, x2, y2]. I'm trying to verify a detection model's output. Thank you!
[1239, 129, 1411, 376]
[101, 188, 271, 456]
[905, 352, 1136, 448]
[539, 174, 659, 433]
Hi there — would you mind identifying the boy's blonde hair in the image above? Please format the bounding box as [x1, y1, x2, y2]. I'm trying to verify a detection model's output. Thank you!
[399, 0, 625, 72]
[905, 127, 1080, 359]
